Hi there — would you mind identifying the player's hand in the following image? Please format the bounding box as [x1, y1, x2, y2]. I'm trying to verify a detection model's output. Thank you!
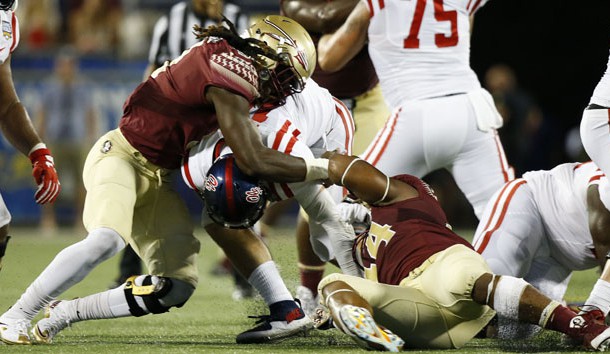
[29, 147, 61, 204]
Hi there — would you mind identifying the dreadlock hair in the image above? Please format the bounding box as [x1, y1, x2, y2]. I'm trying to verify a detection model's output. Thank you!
[194, 17, 279, 74]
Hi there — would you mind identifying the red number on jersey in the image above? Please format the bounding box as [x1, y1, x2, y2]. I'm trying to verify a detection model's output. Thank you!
[402, 0, 458, 49]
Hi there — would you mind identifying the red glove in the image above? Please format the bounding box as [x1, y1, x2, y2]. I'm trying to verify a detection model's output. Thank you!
[28, 147, 61, 204]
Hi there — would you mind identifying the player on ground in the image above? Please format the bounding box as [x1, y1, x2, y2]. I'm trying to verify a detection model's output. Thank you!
[0, 16, 322, 345]
[316, 153, 610, 351]
[472, 162, 610, 338]
[181, 78, 359, 336]
[0, 0, 60, 272]
[317, 0, 513, 220]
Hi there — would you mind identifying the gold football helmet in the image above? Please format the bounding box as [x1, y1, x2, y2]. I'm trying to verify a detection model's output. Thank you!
[247, 15, 316, 105]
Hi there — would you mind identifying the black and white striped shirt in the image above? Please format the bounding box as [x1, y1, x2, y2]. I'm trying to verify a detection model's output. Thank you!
[148, 1, 248, 67]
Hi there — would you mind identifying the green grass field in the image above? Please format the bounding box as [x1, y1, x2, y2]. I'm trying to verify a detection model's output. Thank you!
[0, 226, 601, 353]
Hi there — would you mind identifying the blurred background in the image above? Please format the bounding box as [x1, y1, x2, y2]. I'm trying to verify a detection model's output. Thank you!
[1, 0, 609, 230]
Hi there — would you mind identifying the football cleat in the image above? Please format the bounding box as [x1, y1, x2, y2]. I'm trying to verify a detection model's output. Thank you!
[296, 286, 319, 319]
[0, 316, 32, 345]
[236, 305, 313, 344]
[312, 306, 334, 330]
[338, 305, 404, 352]
[31, 300, 71, 344]
[565, 312, 610, 351]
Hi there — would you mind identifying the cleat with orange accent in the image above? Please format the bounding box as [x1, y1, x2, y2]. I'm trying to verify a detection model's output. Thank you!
[338, 305, 404, 352]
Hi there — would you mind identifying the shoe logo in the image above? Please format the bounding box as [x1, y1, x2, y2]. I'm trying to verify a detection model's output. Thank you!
[570, 315, 586, 329]
[285, 308, 304, 323]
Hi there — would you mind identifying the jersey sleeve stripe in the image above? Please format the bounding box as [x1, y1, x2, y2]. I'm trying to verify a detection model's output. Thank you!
[474, 179, 527, 254]
[9, 12, 18, 52]
[213, 138, 226, 161]
[272, 120, 293, 150]
[284, 135, 298, 155]
[334, 98, 355, 154]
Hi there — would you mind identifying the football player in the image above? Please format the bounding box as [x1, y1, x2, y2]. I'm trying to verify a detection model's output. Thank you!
[0, 16, 322, 345]
[280, 0, 390, 317]
[317, 153, 610, 351]
[472, 162, 610, 338]
[576, 47, 610, 329]
[316, 0, 513, 220]
[0, 0, 60, 272]
[181, 77, 359, 327]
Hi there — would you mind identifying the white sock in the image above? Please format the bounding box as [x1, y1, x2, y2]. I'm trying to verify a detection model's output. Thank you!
[57, 287, 132, 323]
[2, 228, 124, 321]
[248, 261, 293, 306]
[584, 279, 610, 315]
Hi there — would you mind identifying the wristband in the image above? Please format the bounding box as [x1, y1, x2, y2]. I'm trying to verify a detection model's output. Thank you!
[28, 143, 47, 156]
[304, 158, 329, 181]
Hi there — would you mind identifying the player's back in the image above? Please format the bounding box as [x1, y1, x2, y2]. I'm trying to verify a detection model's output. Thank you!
[366, 0, 488, 105]
[253, 79, 354, 156]
[523, 162, 604, 270]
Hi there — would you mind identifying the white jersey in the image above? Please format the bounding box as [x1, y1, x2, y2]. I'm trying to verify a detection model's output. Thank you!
[365, 0, 487, 106]
[522, 162, 606, 269]
[0, 9, 19, 64]
[181, 80, 359, 272]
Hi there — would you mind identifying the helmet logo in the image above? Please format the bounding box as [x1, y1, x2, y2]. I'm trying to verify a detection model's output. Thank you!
[245, 186, 263, 203]
[204, 174, 219, 192]
[262, 19, 310, 74]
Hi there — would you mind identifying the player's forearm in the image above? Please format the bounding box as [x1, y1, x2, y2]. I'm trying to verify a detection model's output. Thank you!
[0, 101, 43, 156]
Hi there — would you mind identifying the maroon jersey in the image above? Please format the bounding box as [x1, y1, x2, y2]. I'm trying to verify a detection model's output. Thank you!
[358, 175, 473, 285]
[311, 35, 378, 99]
[120, 37, 259, 169]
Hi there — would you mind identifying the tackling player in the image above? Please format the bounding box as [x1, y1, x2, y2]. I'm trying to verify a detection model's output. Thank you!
[0, 16, 323, 345]
[316, 0, 513, 220]
[0, 0, 60, 272]
[316, 153, 610, 351]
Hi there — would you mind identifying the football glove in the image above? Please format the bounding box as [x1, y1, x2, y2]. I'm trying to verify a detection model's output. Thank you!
[29, 146, 60, 204]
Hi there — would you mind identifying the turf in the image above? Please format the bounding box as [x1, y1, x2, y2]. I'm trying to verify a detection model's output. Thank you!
[0, 226, 600, 353]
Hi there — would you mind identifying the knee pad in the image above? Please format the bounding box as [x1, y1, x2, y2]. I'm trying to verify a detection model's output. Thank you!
[123, 275, 194, 317]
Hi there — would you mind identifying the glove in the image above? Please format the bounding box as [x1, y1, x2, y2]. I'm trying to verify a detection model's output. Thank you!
[29, 147, 61, 204]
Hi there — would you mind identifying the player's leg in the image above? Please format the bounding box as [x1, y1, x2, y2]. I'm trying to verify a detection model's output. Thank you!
[0, 135, 135, 345]
[472, 273, 610, 351]
[361, 103, 429, 178]
[351, 84, 389, 156]
[472, 179, 545, 276]
[31, 170, 200, 344]
[319, 274, 405, 352]
[205, 223, 313, 343]
[448, 93, 513, 219]
[581, 52, 610, 175]
[295, 211, 326, 318]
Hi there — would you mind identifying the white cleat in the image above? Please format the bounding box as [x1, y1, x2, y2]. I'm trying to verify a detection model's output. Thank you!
[296, 286, 319, 319]
[0, 316, 32, 345]
[338, 305, 404, 352]
[31, 300, 71, 344]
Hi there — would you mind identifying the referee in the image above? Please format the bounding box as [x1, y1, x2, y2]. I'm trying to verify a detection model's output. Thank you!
[114, 0, 249, 292]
